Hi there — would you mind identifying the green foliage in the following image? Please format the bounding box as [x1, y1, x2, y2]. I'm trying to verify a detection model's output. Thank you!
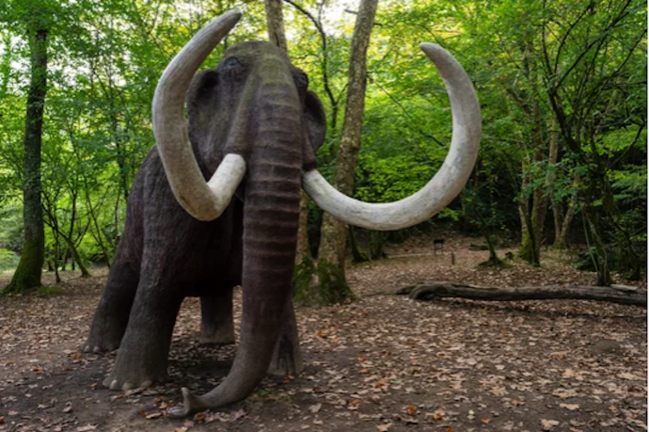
[0, 206, 23, 252]
[0, 248, 19, 271]
[0, 0, 644, 283]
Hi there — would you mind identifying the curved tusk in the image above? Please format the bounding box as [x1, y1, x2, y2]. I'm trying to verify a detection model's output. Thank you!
[303, 43, 481, 231]
[153, 9, 243, 221]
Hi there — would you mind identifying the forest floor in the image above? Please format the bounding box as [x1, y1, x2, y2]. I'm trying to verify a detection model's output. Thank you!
[0, 235, 646, 432]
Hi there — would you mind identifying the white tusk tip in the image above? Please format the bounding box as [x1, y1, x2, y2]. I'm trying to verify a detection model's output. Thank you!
[419, 42, 446, 58]
[223, 8, 243, 19]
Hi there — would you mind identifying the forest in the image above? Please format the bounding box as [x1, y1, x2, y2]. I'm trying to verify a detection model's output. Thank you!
[0, 1, 646, 431]
[0, 0, 645, 293]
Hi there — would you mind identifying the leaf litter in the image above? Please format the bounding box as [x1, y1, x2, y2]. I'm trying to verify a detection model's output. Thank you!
[0, 234, 646, 431]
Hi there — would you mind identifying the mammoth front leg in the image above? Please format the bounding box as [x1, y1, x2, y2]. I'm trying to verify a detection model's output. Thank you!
[200, 289, 235, 345]
[103, 271, 183, 390]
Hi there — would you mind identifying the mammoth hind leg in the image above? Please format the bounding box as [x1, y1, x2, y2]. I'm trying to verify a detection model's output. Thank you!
[200, 290, 303, 375]
[268, 296, 303, 377]
[83, 260, 139, 353]
[200, 289, 236, 345]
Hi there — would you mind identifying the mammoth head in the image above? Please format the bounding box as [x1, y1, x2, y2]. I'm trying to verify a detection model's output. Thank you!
[153, 9, 481, 230]
[185, 40, 327, 172]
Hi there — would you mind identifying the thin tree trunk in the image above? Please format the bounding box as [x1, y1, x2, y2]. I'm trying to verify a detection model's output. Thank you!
[317, 0, 379, 274]
[51, 233, 61, 283]
[295, 190, 311, 264]
[529, 120, 559, 255]
[85, 186, 112, 267]
[551, 199, 562, 247]
[556, 171, 580, 250]
[348, 226, 368, 263]
[3, 27, 48, 295]
[63, 236, 91, 277]
[282, 0, 341, 134]
[546, 122, 563, 247]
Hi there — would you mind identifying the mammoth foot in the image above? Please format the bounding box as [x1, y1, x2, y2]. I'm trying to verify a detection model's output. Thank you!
[83, 312, 129, 354]
[199, 328, 235, 346]
[102, 342, 169, 391]
[82, 332, 122, 354]
[102, 367, 167, 392]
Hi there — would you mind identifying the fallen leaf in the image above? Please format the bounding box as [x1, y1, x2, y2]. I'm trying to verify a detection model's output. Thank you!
[560, 403, 580, 411]
[377, 423, 392, 432]
[618, 372, 642, 381]
[229, 409, 246, 422]
[404, 405, 417, 415]
[309, 403, 322, 413]
[562, 369, 576, 378]
[348, 399, 361, 410]
[541, 419, 560, 431]
[552, 389, 578, 399]
[77, 426, 98, 432]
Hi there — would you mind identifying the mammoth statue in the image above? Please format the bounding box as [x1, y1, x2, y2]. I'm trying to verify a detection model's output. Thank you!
[83, 9, 480, 417]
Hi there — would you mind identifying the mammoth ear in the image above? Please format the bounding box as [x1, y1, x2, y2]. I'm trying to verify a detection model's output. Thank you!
[304, 90, 326, 153]
[186, 69, 220, 147]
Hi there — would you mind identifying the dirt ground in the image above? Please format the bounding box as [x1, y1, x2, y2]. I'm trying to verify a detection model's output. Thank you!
[0, 236, 646, 432]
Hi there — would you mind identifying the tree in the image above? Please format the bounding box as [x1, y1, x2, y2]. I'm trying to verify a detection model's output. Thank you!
[539, 0, 646, 284]
[317, 0, 379, 279]
[2, 2, 50, 294]
[265, 0, 288, 51]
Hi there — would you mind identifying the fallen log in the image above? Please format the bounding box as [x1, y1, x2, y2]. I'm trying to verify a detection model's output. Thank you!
[397, 282, 646, 307]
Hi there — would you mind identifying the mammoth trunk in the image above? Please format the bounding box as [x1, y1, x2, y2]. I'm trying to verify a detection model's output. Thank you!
[238, 95, 303, 385]
[177, 86, 303, 414]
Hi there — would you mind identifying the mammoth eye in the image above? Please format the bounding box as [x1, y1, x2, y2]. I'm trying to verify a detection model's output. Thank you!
[224, 57, 239, 67]
[295, 72, 308, 87]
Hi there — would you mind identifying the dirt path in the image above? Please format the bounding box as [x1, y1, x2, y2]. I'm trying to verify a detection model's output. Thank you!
[0, 241, 646, 432]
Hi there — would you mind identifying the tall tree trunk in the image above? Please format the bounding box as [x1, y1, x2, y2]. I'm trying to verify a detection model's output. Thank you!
[518, 67, 545, 266]
[530, 117, 559, 253]
[3, 27, 48, 295]
[317, 0, 379, 275]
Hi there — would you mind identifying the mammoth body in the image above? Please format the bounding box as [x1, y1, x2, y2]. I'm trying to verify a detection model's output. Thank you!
[84, 10, 481, 417]
[85, 40, 324, 400]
